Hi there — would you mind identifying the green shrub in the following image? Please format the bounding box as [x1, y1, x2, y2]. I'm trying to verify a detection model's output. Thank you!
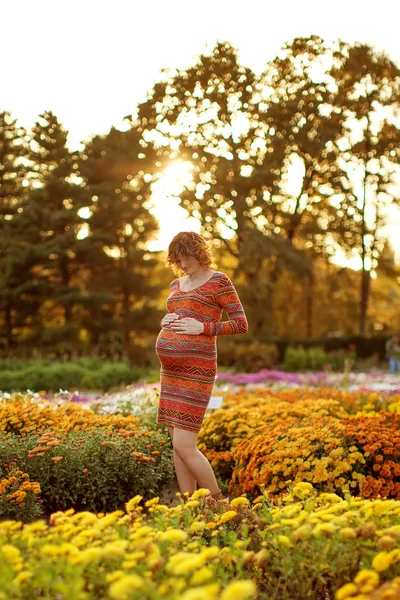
[0, 428, 174, 513]
[0, 360, 145, 392]
[326, 348, 356, 371]
[284, 346, 310, 371]
[283, 346, 355, 371]
[306, 346, 327, 370]
[217, 339, 279, 372]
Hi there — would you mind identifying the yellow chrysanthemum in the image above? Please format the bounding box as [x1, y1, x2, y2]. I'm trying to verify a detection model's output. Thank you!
[230, 497, 250, 508]
[335, 582, 358, 600]
[166, 552, 206, 575]
[218, 510, 238, 525]
[340, 528, 356, 540]
[185, 500, 200, 509]
[125, 495, 143, 512]
[293, 482, 314, 498]
[276, 535, 293, 548]
[109, 574, 143, 599]
[1, 544, 21, 563]
[313, 523, 337, 537]
[14, 570, 33, 585]
[191, 488, 211, 499]
[189, 520, 206, 534]
[159, 529, 188, 543]
[354, 568, 380, 593]
[221, 580, 257, 600]
[372, 551, 394, 572]
[181, 583, 220, 600]
[145, 497, 160, 507]
[191, 566, 214, 585]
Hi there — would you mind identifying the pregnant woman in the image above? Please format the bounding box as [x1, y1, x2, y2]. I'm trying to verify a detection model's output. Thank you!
[156, 231, 248, 501]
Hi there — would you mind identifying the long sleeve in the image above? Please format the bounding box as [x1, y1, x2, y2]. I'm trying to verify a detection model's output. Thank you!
[203, 275, 248, 336]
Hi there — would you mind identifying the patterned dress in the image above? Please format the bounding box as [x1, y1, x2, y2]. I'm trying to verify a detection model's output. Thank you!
[156, 271, 248, 432]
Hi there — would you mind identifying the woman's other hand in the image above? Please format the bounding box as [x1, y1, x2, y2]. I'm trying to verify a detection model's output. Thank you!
[169, 317, 204, 335]
[161, 313, 180, 328]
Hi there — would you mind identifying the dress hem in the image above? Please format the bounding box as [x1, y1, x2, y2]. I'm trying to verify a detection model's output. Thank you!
[156, 418, 203, 433]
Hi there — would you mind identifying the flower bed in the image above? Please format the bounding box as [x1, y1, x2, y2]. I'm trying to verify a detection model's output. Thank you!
[0, 394, 174, 519]
[216, 369, 400, 393]
[197, 389, 400, 501]
[0, 484, 399, 599]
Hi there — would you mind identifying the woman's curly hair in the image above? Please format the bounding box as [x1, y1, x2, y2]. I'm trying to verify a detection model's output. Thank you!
[166, 232, 215, 274]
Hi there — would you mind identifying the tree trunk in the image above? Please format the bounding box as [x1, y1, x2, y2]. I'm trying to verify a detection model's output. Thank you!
[305, 268, 313, 338]
[4, 302, 13, 347]
[60, 256, 72, 323]
[122, 287, 130, 345]
[360, 267, 371, 336]
[359, 115, 371, 336]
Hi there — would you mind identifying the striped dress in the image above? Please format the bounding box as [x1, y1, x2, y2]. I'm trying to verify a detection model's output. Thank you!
[155, 271, 248, 432]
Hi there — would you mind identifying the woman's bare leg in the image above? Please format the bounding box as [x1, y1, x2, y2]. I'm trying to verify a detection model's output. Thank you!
[172, 427, 220, 496]
[168, 426, 197, 495]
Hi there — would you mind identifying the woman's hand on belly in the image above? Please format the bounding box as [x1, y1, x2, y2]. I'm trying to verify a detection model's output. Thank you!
[168, 317, 205, 335]
[161, 313, 180, 329]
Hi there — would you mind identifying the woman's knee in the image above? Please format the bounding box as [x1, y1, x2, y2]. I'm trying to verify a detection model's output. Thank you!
[173, 429, 198, 459]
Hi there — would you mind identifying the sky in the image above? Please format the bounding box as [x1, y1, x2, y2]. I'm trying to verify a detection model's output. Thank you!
[2, 0, 400, 259]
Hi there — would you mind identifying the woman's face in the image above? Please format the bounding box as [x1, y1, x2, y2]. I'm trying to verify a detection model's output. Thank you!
[175, 253, 202, 275]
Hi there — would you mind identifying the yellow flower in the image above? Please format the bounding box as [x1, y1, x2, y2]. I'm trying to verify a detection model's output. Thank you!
[125, 495, 142, 512]
[276, 535, 293, 548]
[14, 570, 33, 585]
[340, 528, 356, 540]
[159, 529, 188, 543]
[230, 497, 250, 508]
[218, 510, 237, 525]
[313, 523, 337, 537]
[101, 541, 129, 560]
[189, 520, 206, 534]
[200, 546, 220, 560]
[182, 584, 220, 600]
[372, 551, 394, 572]
[131, 525, 153, 539]
[205, 522, 217, 530]
[191, 566, 214, 585]
[109, 574, 143, 599]
[166, 552, 206, 575]
[1, 544, 21, 563]
[335, 583, 358, 600]
[252, 496, 264, 504]
[221, 580, 257, 600]
[70, 547, 102, 564]
[105, 570, 125, 583]
[292, 524, 312, 541]
[191, 488, 211, 499]
[185, 500, 200, 509]
[293, 482, 314, 497]
[145, 497, 160, 507]
[354, 569, 380, 593]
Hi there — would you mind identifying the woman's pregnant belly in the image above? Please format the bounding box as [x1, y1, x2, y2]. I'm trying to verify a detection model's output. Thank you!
[156, 328, 217, 367]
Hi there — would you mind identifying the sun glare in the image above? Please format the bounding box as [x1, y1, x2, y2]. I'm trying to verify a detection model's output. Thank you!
[148, 161, 200, 251]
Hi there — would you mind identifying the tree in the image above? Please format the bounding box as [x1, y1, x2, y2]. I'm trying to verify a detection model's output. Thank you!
[332, 44, 400, 335]
[138, 39, 366, 336]
[22, 110, 95, 345]
[138, 42, 307, 334]
[77, 122, 162, 344]
[0, 111, 31, 347]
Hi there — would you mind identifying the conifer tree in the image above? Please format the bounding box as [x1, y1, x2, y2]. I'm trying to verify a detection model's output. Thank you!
[77, 122, 161, 344]
[0, 111, 31, 348]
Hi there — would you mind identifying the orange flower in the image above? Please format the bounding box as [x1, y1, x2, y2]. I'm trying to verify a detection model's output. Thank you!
[51, 456, 63, 463]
